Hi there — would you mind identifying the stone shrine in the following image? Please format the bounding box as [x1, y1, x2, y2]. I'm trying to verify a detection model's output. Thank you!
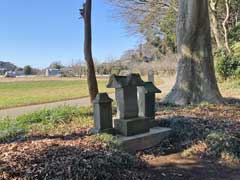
[137, 82, 161, 119]
[91, 93, 113, 133]
[107, 74, 150, 136]
[92, 74, 171, 152]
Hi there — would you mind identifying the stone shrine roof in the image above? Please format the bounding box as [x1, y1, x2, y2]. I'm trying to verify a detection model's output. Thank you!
[93, 93, 113, 104]
[142, 82, 161, 93]
[107, 74, 145, 88]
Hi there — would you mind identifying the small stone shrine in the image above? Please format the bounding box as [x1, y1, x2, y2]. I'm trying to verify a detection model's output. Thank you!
[137, 82, 161, 119]
[107, 74, 150, 136]
[91, 93, 113, 133]
[91, 73, 171, 152]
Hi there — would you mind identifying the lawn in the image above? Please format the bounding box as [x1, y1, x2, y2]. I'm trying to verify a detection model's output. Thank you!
[0, 76, 239, 110]
[0, 76, 164, 110]
[0, 78, 113, 109]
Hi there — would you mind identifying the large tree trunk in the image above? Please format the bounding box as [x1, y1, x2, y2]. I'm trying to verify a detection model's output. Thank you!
[83, 0, 99, 102]
[163, 0, 224, 105]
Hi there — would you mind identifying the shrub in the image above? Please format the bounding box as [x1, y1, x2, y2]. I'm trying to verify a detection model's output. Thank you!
[23, 65, 32, 75]
[215, 51, 240, 79]
[235, 67, 240, 79]
[111, 66, 124, 75]
[229, 23, 240, 43]
[232, 42, 240, 57]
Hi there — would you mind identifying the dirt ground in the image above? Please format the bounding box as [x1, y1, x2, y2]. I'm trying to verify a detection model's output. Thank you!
[141, 153, 240, 180]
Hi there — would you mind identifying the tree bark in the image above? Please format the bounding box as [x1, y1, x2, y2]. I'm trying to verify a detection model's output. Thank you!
[209, 0, 223, 49]
[83, 0, 99, 102]
[163, 0, 224, 105]
[222, 0, 231, 53]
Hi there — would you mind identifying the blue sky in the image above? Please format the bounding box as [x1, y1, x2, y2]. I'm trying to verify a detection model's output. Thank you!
[0, 0, 140, 68]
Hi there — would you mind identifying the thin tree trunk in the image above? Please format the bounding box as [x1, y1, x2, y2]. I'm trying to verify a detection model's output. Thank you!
[82, 0, 99, 102]
[163, 0, 224, 105]
[209, 0, 222, 49]
[222, 0, 231, 53]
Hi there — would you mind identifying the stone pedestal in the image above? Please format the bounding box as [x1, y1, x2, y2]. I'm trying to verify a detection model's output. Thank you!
[114, 117, 150, 136]
[117, 127, 172, 153]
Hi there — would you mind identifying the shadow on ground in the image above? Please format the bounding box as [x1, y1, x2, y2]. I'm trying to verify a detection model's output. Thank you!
[0, 140, 147, 180]
[0, 129, 89, 145]
[0, 140, 239, 180]
[225, 97, 240, 105]
[145, 156, 240, 180]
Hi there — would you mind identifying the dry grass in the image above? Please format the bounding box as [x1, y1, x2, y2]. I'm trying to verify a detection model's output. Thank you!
[219, 79, 240, 99]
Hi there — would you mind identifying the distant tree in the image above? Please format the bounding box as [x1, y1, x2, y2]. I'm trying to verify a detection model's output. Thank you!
[23, 65, 32, 75]
[31, 68, 41, 75]
[71, 59, 84, 78]
[16, 67, 23, 71]
[50, 62, 63, 69]
[80, 0, 99, 102]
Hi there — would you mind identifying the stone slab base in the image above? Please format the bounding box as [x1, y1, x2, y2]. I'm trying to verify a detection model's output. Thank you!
[117, 127, 171, 153]
[114, 117, 150, 136]
[149, 120, 159, 128]
[89, 128, 115, 135]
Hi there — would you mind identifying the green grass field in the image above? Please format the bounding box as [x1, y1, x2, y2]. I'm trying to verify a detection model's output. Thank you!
[0, 79, 112, 109]
[0, 76, 239, 110]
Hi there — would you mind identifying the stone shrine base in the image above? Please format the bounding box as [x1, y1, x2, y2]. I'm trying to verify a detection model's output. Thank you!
[117, 127, 171, 153]
[89, 128, 115, 134]
[114, 117, 151, 136]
